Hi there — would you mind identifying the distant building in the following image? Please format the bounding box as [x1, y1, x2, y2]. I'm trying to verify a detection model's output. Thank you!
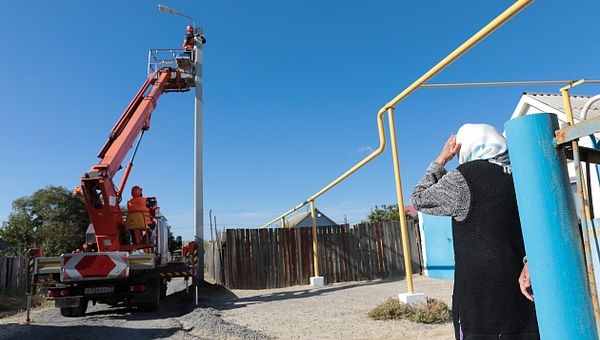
[284, 209, 338, 228]
[404, 205, 418, 219]
[510, 92, 600, 212]
[0, 238, 12, 253]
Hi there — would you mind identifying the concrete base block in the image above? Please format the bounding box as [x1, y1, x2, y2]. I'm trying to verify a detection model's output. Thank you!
[398, 292, 427, 305]
[310, 276, 325, 287]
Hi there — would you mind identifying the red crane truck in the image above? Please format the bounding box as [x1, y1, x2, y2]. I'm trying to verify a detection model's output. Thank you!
[30, 50, 199, 317]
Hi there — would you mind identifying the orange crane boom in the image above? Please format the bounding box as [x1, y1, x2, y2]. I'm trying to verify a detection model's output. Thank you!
[80, 67, 190, 251]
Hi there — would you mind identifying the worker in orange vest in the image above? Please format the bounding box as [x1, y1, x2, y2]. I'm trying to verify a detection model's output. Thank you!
[126, 185, 152, 244]
[128, 186, 151, 223]
[182, 25, 195, 50]
[182, 25, 206, 50]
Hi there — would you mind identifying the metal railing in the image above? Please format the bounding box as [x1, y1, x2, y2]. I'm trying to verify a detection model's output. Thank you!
[147, 48, 194, 75]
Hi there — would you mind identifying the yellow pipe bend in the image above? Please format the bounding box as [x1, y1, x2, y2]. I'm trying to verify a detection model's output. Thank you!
[260, 0, 533, 232]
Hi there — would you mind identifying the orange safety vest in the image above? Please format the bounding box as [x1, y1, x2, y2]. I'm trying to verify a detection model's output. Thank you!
[127, 197, 152, 225]
[183, 34, 194, 49]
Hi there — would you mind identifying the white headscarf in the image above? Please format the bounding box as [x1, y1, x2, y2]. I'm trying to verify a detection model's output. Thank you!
[455, 123, 508, 165]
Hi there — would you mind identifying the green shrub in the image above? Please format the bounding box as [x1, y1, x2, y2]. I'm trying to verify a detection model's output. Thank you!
[368, 297, 451, 324]
[368, 298, 413, 320]
[410, 298, 451, 324]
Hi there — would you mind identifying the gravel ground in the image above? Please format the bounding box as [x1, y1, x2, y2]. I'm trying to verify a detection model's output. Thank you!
[216, 275, 454, 340]
[0, 275, 454, 339]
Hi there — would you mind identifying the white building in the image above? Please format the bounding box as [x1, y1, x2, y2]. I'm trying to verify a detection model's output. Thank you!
[510, 92, 600, 214]
[419, 91, 600, 280]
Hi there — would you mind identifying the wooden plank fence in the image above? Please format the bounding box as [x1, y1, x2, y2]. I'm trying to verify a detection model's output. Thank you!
[0, 256, 28, 293]
[205, 241, 225, 284]
[205, 221, 422, 289]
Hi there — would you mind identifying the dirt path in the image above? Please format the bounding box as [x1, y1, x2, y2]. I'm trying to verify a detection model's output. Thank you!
[217, 275, 454, 340]
[0, 275, 454, 339]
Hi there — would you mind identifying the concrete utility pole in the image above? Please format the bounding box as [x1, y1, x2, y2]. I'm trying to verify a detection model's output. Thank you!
[193, 27, 204, 281]
[158, 4, 205, 281]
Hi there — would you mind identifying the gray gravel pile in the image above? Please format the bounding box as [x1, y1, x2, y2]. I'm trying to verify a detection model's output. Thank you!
[176, 307, 274, 340]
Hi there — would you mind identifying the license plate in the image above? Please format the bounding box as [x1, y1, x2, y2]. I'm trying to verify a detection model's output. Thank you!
[84, 286, 114, 294]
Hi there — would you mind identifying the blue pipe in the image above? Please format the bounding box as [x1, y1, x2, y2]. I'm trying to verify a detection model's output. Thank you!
[505, 113, 597, 339]
[588, 136, 600, 310]
[590, 136, 600, 193]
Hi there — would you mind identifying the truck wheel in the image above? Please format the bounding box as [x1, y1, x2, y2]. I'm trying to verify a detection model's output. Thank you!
[60, 307, 73, 317]
[60, 299, 88, 317]
[71, 298, 88, 317]
[142, 279, 160, 312]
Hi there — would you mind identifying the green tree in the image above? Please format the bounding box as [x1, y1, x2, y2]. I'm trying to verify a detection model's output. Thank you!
[0, 186, 89, 256]
[167, 226, 182, 253]
[366, 204, 417, 224]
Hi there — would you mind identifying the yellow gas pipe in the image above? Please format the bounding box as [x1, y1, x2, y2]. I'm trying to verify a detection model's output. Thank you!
[260, 0, 533, 293]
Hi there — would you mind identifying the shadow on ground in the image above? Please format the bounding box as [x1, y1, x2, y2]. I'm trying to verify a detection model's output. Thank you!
[0, 322, 184, 340]
[203, 278, 395, 311]
[1, 278, 401, 323]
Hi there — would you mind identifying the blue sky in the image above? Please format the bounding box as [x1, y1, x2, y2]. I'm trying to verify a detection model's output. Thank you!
[1, 0, 599, 241]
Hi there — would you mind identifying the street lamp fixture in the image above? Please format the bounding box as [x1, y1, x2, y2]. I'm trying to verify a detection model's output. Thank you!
[158, 4, 195, 28]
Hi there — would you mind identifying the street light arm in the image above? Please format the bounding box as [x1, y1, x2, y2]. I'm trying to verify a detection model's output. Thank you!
[158, 4, 196, 28]
[158, 4, 176, 14]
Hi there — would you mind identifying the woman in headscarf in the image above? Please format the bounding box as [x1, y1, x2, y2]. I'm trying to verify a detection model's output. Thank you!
[410, 123, 539, 340]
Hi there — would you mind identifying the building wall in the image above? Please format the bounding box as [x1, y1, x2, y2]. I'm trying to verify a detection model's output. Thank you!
[419, 213, 454, 280]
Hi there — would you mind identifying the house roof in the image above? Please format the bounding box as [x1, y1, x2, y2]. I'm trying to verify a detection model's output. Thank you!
[285, 208, 338, 228]
[511, 92, 600, 121]
[0, 238, 12, 251]
[404, 205, 418, 218]
[285, 212, 310, 227]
